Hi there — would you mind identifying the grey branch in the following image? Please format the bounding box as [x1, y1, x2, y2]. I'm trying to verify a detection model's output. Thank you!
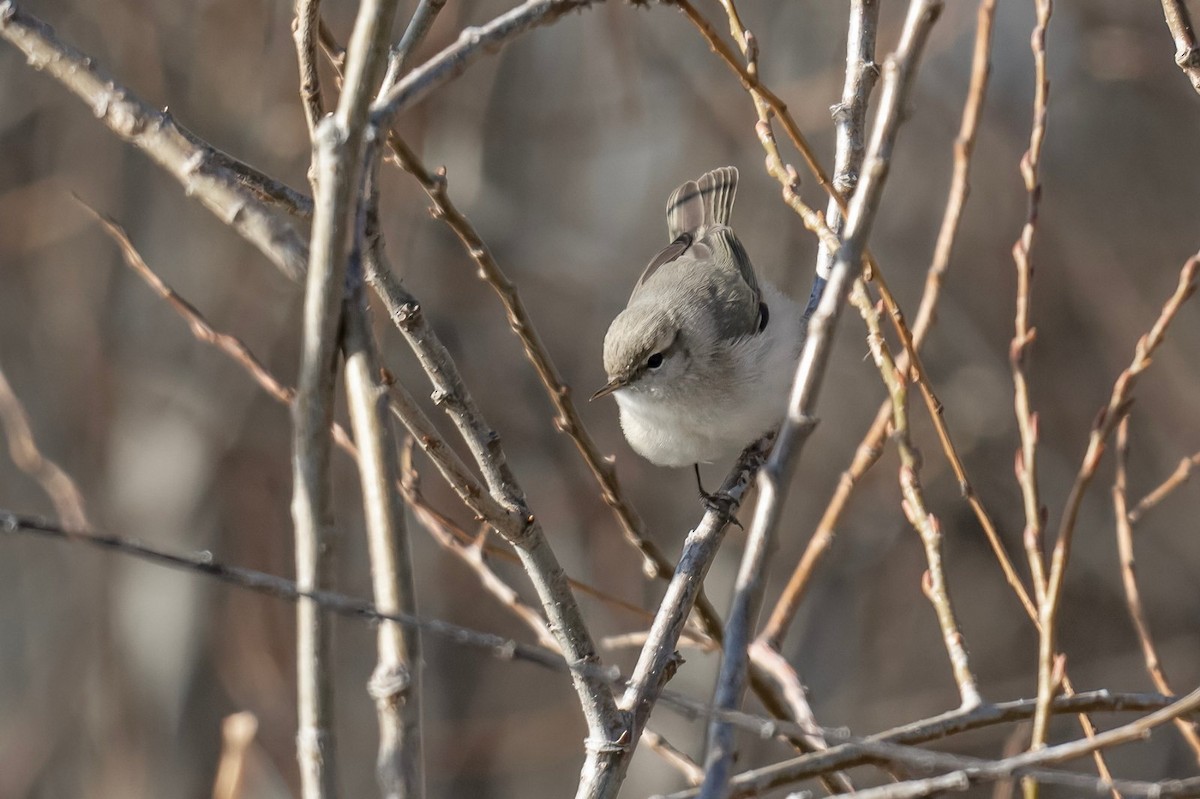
[290, 0, 403, 796]
[698, 2, 945, 795]
[1160, 0, 1200, 94]
[0, 1, 310, 281]
[663, 688, 1200, 799]
[357, 150, 621, 750]
[343, 283, 425, 798]
[814, 0, 880, 280]
[5, 507, 1194, 795]
[574, 438, 772, 799]
[371, 0, 604, 125]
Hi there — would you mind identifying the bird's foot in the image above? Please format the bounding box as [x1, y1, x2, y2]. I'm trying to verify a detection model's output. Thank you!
[694, 465, 742, 527]
[699, 489, 743, 528]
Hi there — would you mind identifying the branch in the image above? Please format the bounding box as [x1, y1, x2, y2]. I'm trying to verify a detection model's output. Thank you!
[1011, 0, 1052, 621]
[343, 273, 425, 796]
[852, 282, 980, 708]
[661, 688, 1200, 799]
[1128, 448, 1200, 524]
[698, 3, 944, 795]
[371, 0, 604, 126]
[0, 362, 90, 533]
[9, 500, 1197, 798]
[1114, 418, 1200, 763]
[381, 0, 448, 90]
[1031, 255, 1199, 762]
[0, 1, 310, 281]
[357, 158, 622, 754]
[674, 0, 997, 570]
[813, 0, 880, 280]
[291, 1, 403, 795]
[575, 439, 771, 799]
[293, 0, 327, 140]
[1159, 0, 1200, 94]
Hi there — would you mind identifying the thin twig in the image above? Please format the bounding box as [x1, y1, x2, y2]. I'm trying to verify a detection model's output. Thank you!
[212, 712, 259, 799]
[382, 0, 448, 90]
[1030, 256, 1199, 764]
[361, 165, 624, 757]
[0, 362, 90, 533]
[852, 282, 981, 708]
[1128, 449, 1200, 524]
[662, 687, 1200, 799]
[343, 269, 425, 796]
[1159, 0, 1200, 94]
[398, 439, 559, 652]
[813, 0, 880, 281]
[644, 729, 706, 787]
[9, 506, 1188, 762]
[696, 4, 945, 796]
[1114, 418, 1200, 763]
[1011, 0, 1052, 618]
[0, 1, 310, 281]
[370, 0, 604, 126]
[293, 0, 327, 140]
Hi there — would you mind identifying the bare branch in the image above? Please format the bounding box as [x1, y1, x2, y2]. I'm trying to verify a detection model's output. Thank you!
[1114, 418, 1200, 763]
[344, 281, 425, 797]
[291, 1, 404, 794]
[698, 3, 945, 795]
[212, 712, 259, 799]
[575, 438, 771, 799]
[0, 363, 90, 533]
[293, 0, 328, 139]
[1031, 255, 1199, 762]
[1128, 449, 1200, 524]
[371, 0, 605, 126]
[814, 0, 880, 280]
[852, 282, 981, 708]
[382, 0, 449, 89]
[0, 1, 310, 281]
[663, 688, 1200, 799]
[1159, 0, 1200, 94]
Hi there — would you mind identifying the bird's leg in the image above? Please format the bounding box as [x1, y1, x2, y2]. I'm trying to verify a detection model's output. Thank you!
[693, 464, 743, 529]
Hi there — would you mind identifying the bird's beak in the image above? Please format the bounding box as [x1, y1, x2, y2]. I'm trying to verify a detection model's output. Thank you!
[590, 378, 627, 401]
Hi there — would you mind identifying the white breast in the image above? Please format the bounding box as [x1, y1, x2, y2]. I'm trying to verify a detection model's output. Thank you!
[615, 283, 804, 467]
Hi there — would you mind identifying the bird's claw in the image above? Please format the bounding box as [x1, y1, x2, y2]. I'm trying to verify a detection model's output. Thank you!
[699, 489, 743, 528]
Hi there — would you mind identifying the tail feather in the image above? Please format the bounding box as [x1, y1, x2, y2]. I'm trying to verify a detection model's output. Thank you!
[666, 166, 739, 240]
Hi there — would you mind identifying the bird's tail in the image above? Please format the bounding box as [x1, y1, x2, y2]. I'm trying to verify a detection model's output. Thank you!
[666, 166, 738, 240]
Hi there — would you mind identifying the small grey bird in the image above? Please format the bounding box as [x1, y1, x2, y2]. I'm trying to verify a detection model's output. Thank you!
[592, 167, 805, 476]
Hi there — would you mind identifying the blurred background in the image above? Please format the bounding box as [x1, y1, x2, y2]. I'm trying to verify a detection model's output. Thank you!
[2, 0, 1199, 796]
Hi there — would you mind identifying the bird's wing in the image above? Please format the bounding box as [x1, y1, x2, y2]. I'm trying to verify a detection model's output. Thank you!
[631, 233, 692, 299]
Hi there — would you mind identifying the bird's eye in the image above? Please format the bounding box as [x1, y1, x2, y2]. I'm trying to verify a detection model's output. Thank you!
[647, 352, 664, 369]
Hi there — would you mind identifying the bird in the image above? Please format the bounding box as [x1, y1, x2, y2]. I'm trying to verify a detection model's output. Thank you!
[592, 166, 806, 499]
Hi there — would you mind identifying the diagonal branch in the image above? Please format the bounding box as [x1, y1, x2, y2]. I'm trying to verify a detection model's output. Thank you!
[0, 1, 310, 281]
[0, 363, 91, 533]
[575, 438, 771, 799]
[1159, 0, 1200, 95]
[1030, 255, 1199, 759]
[1114, 418, 1200, 763]
[698, 3, 945, 795]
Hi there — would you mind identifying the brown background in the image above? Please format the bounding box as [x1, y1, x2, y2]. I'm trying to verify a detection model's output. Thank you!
[1, 0, 1198, 796]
